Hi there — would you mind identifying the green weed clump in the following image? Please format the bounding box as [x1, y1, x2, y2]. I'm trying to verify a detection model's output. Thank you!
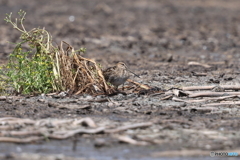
[3, 10, 58, 94]
[1, 10, 109, 95]
[6, 47, 55, 94]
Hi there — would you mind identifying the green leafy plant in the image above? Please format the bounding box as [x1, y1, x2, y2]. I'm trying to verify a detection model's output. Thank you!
[2, 10, 109, 95]
[3, 10, 58, 94]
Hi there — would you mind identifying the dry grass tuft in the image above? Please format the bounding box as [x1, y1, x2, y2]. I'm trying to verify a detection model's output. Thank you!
[54, 41, 109, 95]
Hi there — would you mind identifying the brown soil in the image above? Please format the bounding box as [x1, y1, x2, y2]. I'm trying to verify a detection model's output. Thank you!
[0, 0, 240, 160]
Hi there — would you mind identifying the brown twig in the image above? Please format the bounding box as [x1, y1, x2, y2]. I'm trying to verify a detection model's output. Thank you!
[127, 79, 150, 89]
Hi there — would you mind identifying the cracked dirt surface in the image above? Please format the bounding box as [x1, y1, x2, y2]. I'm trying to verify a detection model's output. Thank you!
[1, 0, 240, 159]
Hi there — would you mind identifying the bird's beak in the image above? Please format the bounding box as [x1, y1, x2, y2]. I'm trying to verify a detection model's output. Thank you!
[128, 69, 140, 78]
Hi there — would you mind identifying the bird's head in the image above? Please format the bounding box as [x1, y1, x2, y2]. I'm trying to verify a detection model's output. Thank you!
[116, 62, 128, 69]
[117, 62, 140, 78]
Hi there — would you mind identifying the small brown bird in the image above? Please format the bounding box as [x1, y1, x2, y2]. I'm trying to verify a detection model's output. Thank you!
[103, 62, 139, 89]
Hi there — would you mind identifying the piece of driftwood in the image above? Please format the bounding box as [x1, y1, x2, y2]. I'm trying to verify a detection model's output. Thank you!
[33, 118, 97, 128]
[48, 127, 105, 139]
[35, 119, 72, 127]
[0, 130, 42, 137]
[114, 135, 148, 146]
[172, 89, 189, 97]
[160, 95, 173, 100]
[0, 126, 13, 130]
[72, 117, 97, 128]
[173, 95, 237, 103]
[135, 134, 164, 144]
[0, 136, 43, 143]
[188, 61, 211, 68]
[105, 122, 153, 133]
[182, 85, 240, 91]
[0, 117, 35, 125]
[182, 86, 214, 91]
[188, 92, 240, 98]
[204, 95, 237, 101]
[203, 101, 240, 107]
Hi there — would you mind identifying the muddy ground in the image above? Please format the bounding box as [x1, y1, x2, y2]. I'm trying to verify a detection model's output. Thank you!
[0, 0, 240, 159]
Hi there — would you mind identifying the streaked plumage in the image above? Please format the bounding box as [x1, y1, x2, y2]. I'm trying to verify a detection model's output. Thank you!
[103, 62, 136, 89]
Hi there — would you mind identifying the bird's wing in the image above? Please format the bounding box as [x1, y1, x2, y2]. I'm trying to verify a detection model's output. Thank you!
[103, 66, 116, 80]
